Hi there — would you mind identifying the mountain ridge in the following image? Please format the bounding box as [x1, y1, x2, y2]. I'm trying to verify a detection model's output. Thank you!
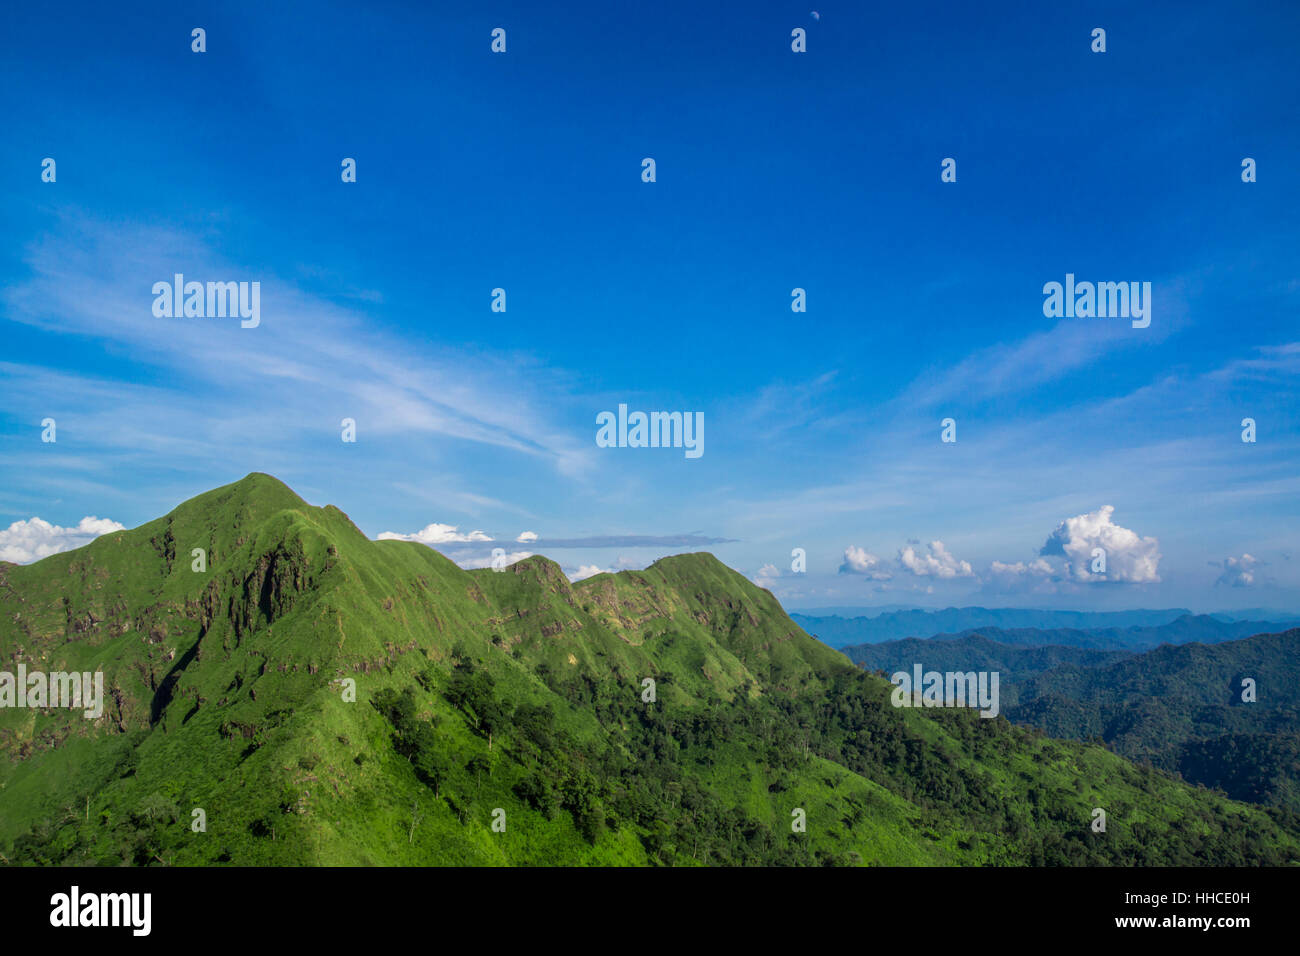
[809, 612, 1298, 651]
[2, 474, 1296, 866]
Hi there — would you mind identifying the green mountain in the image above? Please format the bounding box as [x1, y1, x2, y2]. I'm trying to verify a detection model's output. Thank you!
[2, 474, 1297, 866]
[841, 634, 1133, 679]
[1003, 630, 1300, 814]
[840, 629, 1300, 816]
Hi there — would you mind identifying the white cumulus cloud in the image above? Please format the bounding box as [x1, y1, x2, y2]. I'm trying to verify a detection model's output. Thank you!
[1215, 553, 1260, 588]
[839, 546, 892, 579]
[1041, 505, 1160, 583]
[516, 531, 539, 543]
[569, 564, 611, 582]
[0, 516, 126, 564]
[990, 558, 1055, 578]
[898, 540, 973, 578]
[986, 558, 1059, 593]
[457, 550, 532, 570]
[378, 523, 493, 545]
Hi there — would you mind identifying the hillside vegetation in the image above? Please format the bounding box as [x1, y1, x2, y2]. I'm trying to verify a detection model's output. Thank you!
[2, 475, 1295, 866]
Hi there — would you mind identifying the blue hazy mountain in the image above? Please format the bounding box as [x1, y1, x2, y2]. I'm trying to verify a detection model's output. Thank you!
[793, 607, 1223, 648]
[841, 634, 1133, 676]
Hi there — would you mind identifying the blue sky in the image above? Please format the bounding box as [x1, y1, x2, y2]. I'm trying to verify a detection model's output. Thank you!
[2, 1, 1298, 612]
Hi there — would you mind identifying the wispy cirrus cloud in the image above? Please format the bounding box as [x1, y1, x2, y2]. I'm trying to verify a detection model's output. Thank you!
[1, 213, 596, 482]
[514, 533, 737, 549]
[901, 319, 1158, 410]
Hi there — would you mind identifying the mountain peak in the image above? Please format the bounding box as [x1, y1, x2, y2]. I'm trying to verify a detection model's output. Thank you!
[223, 471, 304, 501]
[165, 472, 309, 523]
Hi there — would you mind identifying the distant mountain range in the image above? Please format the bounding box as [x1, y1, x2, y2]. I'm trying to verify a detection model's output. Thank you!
[843, 635, 1131, 678]
[3, 474, 1296, 866]
[841, 626, 1300, 815]
[795, 607, 1300, 649]
[1011, 629, 1300, 814]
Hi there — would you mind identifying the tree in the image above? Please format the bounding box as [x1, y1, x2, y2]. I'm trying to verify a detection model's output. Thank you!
[408, 800, 423, 844]
[466, 754, 492, 795]
[478, 698, 507, 750]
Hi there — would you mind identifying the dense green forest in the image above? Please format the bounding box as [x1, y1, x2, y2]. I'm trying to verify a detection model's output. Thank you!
[841, 634, 1132, 677]
[1006, 631, 1300, 812]
[844, 629, 1300, 814]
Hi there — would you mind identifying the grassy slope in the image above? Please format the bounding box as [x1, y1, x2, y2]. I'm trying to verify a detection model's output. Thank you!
[1, 474, 1296, 865]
